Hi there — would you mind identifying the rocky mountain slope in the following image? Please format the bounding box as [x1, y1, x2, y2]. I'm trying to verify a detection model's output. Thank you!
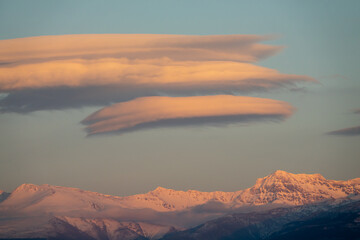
[0, 190, 9, 203]
[162, 198, 360, 240]
[0, 170, 359, 239]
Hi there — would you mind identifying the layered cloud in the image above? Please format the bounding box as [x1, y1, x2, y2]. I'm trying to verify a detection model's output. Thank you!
[82, 95, 293, 135]
[0, 34, 314, 113]
[0, 34, 313, 134]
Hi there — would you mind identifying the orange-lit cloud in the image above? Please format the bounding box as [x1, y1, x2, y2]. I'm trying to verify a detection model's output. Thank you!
[82, 95, 294, 135]
[0, 34, 280, 65]
[0, 58, 314, 92]
[0, 34, 313, 135]
[0, 34, 315, 113]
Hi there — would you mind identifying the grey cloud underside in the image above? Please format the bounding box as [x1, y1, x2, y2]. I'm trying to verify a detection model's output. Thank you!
[84, 114, 288, 136]
[0, 79, 305, 113]
[327, 126, 360, 136]
[0, 86, 155, 113]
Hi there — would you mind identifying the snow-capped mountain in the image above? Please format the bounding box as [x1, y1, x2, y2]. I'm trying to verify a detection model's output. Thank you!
[2, 170, 359, 213]
[0, 170, 359, 239]
[234, 170, 360, 206]
[117, 170, 360, 211]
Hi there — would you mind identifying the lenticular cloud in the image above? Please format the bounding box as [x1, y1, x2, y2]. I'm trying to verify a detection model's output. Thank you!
[0, 34, 314, 135]
[0, 34, 281, 64]
[82, 95, 294, 135]
[0, 58, 313, 92]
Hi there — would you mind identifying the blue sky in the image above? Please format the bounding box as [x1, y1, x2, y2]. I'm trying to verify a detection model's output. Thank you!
[0, 0, 359, 195]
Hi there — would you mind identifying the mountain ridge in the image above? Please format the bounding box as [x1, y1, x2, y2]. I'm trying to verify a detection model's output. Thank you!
[2, 170, 359, 212]
[0, 170, 359, 240]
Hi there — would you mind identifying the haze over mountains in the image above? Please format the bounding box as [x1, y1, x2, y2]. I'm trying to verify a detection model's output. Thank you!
[0, 170, 359, 240]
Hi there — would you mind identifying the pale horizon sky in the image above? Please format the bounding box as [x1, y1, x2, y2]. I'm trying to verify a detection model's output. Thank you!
[0, 0, 359, 196]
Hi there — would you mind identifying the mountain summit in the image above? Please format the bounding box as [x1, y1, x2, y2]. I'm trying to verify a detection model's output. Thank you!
[235, 170, 360, 205]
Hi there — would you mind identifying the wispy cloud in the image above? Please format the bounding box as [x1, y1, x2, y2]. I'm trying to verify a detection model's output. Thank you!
[82, 95, 293, 135]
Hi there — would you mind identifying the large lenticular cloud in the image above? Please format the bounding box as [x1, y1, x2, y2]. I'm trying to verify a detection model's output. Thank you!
[82, 95, 294, 135]
[0, 34, 314, 113]
[0, 34, 313, 135]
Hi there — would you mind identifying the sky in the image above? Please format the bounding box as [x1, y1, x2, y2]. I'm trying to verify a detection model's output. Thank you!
[0, 0, 359, 196]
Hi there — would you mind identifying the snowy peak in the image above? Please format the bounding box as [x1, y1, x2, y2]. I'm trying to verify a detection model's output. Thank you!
[253, 170, 326, 189]
[237, 170, 360, 205]
[153, 186, 170, 191]
[272, 170, 324, 179]
[265, 170, 325, 181]
[13, 183, 46, 193]
[121, 186, 236, 212]
[150, 186, 175, 194]
[1, 184, 55, 210]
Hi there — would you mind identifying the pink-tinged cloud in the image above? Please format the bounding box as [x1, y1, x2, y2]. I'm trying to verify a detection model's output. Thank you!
[82, 95, 294, 135]
[0, 58, 314, 92]
[0, 34, 281, 64]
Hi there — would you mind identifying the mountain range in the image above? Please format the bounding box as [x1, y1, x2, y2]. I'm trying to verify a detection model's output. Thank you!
[0, 170, 359, 240]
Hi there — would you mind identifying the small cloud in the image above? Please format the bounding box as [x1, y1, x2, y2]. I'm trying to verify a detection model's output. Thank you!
[82, 95, 294, 135]
[327, 108, 360, 136]
[319, 74, 348, 80]
[327, 126, 360, 136]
